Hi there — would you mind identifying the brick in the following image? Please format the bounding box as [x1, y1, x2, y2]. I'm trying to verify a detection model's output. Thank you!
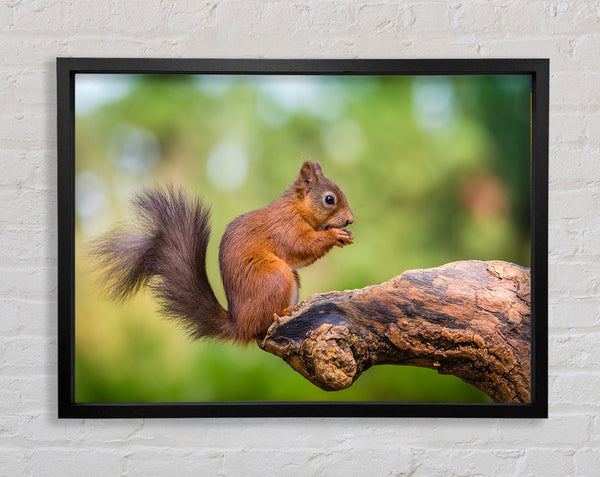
[12, 0, 66, 32]
[63, 420, 146, 444]
[545, 2, 600, 35]
[0, 37, 69, 67]
[0, 376, 50, 413]
[357, 4, 402, 33]
[497, 2, 600, 38]
[64, 36, 184, 59]
[549, 146, 600, 187]
[1, 188, 56, 227]
[0, 267, 56, 300]
[548, 260, 599, 298]
[0, 149, 55, 188]
[587, 113, 600, 146]
[549, 189, 599, 220]
[520, 449, 577, 476]
[593, 415, 600, 445]
[452, 2, 501, 33]
[1, 298, 54, 336]
[548, 260, 600, 298]
[551, 332, 600, 369]
[549, 296, 600, 327]
[127, 448, 227, 477]
[215, 1, 312, 34]
[413, 449, 521, 477]
[550, 113, 587, 143]
[63, 1, 114, 30]
[103, 1, 163, 33]
[0, 69, 17, 104]
[548, 226, 583, 257]
[310, 448, 414, 476]
[0, 109, 50, 150]
[155, 2, 219, 32]
[364, 37, 482, 57]
[477, 37, 575, 72]
[0, 449, 33, 477]
[12, 69, 54, 105]
[139, 419, 355, 449]
[247, 2, 300, 33]
[575, 447, 600, 475]
[410, 3, 452, 31]
[497, 3, 551, 36]
[407, 419, 502, 447]
[30, 449, 123, 477]
[0, 1, 14, 28]
[550, 373, 600, 407]
[0, 229, 53, 266]
[552, 71, 600, 108]
[0, 336, 56, 374]
[223, 448, 314, 475]
[220, 447, 415, 476]
[141, 418, 508, 452]
[0, 413, 54, 446]
[492, 415, 590, 445]
[572, 34, 600, 66]
[308, 2, 357, 33]
[64, 37, 157, 58]
[582, 227, 600, 256]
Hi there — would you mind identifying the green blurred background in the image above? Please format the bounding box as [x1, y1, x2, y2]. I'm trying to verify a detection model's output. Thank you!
[74, 73, 530, 403]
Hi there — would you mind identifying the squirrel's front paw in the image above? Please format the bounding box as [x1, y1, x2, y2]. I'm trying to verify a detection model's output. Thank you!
[329, 228, 354, 247]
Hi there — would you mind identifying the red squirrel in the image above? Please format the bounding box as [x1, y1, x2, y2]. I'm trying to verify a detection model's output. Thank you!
[92, 161, 354, 343]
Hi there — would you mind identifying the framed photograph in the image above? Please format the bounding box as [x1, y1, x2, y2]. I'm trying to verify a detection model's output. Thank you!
[58, 58, 548, 418]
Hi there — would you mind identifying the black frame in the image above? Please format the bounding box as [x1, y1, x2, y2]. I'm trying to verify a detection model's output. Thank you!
[57, 58, 548, 418]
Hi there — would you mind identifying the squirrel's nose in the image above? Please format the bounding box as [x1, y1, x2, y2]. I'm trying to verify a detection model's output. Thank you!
[345, 215, 354, 226]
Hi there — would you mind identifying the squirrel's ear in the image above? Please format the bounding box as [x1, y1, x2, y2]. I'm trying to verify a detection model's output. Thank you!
[312, 161, 324, 177]
[298, 161, 320, 193]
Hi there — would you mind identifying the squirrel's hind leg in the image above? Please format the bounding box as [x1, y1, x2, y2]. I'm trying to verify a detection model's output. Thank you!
[233, 259, 296, 342]
[276, 269, 300, 318]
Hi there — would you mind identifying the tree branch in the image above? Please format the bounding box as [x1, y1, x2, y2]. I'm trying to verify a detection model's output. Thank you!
[258, 260, 531, 403]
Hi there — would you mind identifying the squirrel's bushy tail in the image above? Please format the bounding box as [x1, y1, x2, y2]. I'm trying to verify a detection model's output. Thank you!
[90, 186, 233, 341]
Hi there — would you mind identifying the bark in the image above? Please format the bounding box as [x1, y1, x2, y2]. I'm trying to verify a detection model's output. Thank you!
[258, 260, 531, 403]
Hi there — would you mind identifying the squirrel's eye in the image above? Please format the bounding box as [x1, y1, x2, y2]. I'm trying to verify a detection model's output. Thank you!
[325, 195, 335, 205]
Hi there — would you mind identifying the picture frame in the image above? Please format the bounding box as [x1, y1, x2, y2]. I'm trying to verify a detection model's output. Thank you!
[57, 58, 548, 418]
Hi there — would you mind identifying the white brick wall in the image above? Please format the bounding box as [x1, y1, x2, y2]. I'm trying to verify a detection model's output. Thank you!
[1, 0, 598, 475]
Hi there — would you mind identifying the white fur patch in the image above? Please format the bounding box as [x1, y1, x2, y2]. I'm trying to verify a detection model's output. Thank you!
[290, 281, 299, 307]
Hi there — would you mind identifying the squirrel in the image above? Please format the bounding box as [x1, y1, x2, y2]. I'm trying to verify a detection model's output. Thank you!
[91, 161, 354, 344]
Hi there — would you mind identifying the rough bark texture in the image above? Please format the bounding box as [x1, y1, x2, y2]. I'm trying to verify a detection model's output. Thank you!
[259, 260, 531, 403]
